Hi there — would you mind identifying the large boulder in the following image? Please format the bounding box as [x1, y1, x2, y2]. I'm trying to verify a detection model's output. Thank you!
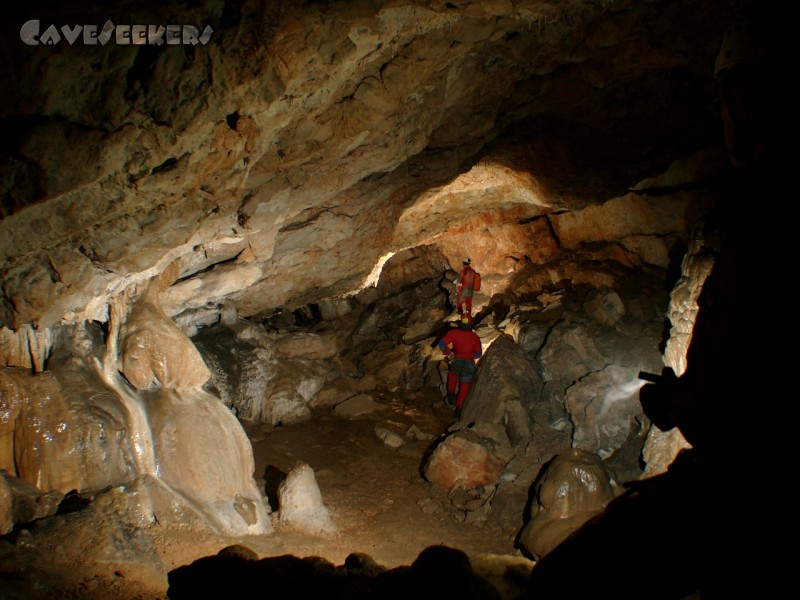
[463, 334, 566, 449]
[565, 365, 649, 483]
[517, 449, 616, 560]
[423, 427, 513, 491]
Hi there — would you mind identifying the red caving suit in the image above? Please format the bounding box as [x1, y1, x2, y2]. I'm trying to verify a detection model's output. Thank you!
[437, 325, 482, 409]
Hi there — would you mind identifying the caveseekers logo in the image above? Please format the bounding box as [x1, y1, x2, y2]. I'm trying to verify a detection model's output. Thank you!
[20, 19, 213, 46]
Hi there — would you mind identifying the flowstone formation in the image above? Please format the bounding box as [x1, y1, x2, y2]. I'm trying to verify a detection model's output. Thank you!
[0, 280, 271, 538]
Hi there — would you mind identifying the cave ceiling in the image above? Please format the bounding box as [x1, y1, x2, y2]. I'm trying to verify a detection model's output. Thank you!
[0, 0, 752, 332]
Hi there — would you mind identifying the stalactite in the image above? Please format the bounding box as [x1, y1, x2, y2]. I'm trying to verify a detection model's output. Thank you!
[0, 324, 52, 372]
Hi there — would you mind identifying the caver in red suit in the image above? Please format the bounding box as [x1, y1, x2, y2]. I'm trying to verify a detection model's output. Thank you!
[455, 258, 476, 316]
[437, 316, 482, 417]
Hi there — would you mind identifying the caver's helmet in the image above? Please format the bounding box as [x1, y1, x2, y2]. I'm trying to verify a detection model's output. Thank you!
[463, 257, 471, 265]
[714, 21, 766, 80]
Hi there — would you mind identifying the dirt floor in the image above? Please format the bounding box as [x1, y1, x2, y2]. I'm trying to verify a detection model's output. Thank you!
[155, 386, 528, 570]
[0, 387, 534, 600]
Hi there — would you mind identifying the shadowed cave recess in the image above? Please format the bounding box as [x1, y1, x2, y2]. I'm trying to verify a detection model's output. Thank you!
[0, 0, 764, 598]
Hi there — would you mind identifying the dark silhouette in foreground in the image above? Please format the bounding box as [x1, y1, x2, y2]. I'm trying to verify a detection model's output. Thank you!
[168, 544, 504, 600]
[524, 9, 783, 599]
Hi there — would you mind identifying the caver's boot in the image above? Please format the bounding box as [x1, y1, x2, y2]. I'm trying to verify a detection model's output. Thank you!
[445, 393, 456, 409]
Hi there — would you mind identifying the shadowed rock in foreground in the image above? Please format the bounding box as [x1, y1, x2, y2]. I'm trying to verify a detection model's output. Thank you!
[168, 544, 527, 600]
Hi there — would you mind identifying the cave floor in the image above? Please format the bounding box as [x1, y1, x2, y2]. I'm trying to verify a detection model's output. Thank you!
[154, 386, 524, 573]
[0, 387, 531, 600]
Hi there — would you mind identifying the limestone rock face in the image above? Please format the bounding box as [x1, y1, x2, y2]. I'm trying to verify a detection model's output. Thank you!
[550, 193, 701, 269]
[583, 287, 625, 328]
[194, 319, 329, 425]
[565, 365, 649, 481]
[0, 0, 736, 334]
